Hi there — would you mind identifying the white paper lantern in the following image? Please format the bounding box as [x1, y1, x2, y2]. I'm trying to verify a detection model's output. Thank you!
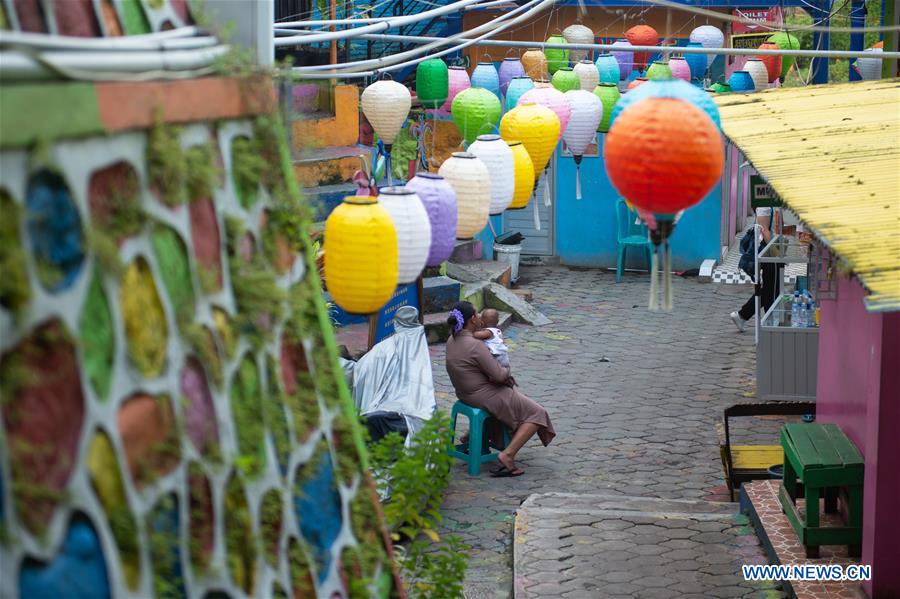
[563, 23, 595, 63]
[856, 47, 883, 80]
[573, 60, 600, 91]
[690, 25, 725, 67]
[468, 134, 515, 215]
[361, 80, 411, 145]
[744, 58, 769, 91]
[439, 152, 491, 239]
[562, 90, 603, 200]
[377, 187, 432, 283]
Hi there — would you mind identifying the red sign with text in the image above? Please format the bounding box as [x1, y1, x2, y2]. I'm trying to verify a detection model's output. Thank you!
[732, 6, 783, 34]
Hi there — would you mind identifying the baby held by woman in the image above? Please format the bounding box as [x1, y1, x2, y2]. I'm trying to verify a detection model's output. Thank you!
[473, 309, 509, 367]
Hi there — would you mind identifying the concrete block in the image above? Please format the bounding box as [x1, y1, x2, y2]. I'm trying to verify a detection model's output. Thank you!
[449, 239, 483, 264]
[423, 276, 461, 312]
[425, 310, 510, 344]
[485, 283, 551, 326]
[446, 260, 511, 288]
[461, 281, 489, 310]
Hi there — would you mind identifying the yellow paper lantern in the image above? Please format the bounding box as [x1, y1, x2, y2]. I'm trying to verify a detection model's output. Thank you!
[499, 103, 560, 182]
[324, 197, 399, 314]
[507, 141, 535, 210]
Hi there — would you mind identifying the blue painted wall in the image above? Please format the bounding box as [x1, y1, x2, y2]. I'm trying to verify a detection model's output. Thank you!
[554, 136, 722, 271]
[475, 214, 503, 260]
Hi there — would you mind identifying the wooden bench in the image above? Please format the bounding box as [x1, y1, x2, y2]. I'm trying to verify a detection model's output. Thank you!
[718, 401, 816, 501]
[779, 423, 864, 558]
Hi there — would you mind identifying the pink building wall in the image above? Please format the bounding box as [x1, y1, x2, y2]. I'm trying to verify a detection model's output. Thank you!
[816, 275, 900, 598]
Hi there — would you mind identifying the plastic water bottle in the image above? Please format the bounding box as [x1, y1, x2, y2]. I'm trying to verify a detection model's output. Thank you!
[799, 302, 809, 328]
[791, 292, 802, 327]
[806, 303, 816, 327]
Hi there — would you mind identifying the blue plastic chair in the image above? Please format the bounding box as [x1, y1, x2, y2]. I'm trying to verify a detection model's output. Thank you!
[448, 401, 511, 476]
[615, 199, 653, 283]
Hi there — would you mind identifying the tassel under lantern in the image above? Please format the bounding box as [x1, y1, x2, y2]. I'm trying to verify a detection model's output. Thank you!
[744, 58, 768, 91]
[500, 103, 560, 230]
[757, 43, 783, 83]
[507, 141, 535, 210]
[603, 97, 723, 310]
[518, 86, 571, 139]
[551, 67, 580, 93]
[472, 61, 502, 99]
[593, 83, 621, 133]
[324, 197, 398, 314]
[521, 48, 548, 80]
[545, 35, 570, 74]
[469, 135, 516, 215]
[594, 53, 620, 85]
[438, 152, 491, 239]
[684, 42, 707, 82]
[361, 80, 412, 186]
[625, 25, 659, 70]
[405, 173, 458, 266]
[377, 187, 432, 283]
[562, 22, 595, 63]
[562, 90, 603, 200]
[646, 61, 673, 81]
[609, 79, 721, 131]
[574, 60, 600, 91]
[767, 32, 800, 79]
[416, 58, 449, 109]
[505, 76, 535, 111]
[610, 38, 635, 80]
[727, 70, 754, 93]
[451, 87, 502, 145]
[499, 57, 526, 97]
[441, 66, 471, 112]
[669, 57, 692, 82]
[627, 77, 648, 91]
[856, 47, 883, 80]
[690, 25, 725, 68]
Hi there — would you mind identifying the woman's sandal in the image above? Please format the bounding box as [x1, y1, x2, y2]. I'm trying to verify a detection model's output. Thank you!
[490, 466, 524, 478]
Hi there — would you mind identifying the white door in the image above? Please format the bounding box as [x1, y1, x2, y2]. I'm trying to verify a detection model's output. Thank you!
[504, 158, 555, 255]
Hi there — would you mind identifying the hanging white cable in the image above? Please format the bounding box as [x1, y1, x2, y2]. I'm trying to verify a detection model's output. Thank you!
[0, 26, 202, 49]
[275, 0, 484, 46]
[293, 0, 549, 74]
[275, 0, 514, 28]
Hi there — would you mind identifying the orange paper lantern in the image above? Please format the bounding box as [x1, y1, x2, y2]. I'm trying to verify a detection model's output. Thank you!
[757, 42, 783, 83]
[625, 25, 659, 69]
[627, 77, 648, 90]
[604, 97, 723, 215]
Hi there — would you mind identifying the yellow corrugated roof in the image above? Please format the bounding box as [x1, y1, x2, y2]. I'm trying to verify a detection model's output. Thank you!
[714, 79, 900, 312]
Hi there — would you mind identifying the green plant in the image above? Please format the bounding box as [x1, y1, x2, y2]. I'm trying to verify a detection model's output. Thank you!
[147, 120, 187, 206]
[0, 191, 30, 317]
[184, 144, 220, 201]
[231, 136, 266, 208]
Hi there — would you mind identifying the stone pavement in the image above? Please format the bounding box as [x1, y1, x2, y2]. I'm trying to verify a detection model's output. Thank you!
[428, 265, 787, 598]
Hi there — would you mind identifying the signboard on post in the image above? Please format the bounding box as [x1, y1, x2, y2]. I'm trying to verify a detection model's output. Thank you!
[367, 277, 425, 348]
[750, 174, 782, 208]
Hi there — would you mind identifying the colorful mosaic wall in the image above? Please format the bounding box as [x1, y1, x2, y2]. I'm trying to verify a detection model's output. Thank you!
[0, 0, 193, 37]
[0, 83, 399, 597]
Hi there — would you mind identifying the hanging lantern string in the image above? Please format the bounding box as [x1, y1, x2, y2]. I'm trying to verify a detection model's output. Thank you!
[663, 238, 673, 311]
[648, 247, 659, 311]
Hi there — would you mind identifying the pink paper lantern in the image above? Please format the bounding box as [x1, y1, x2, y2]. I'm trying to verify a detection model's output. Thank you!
[517, 86, 571, 139]
[441, 66, 471, 112]
[669, 57, 692, 82]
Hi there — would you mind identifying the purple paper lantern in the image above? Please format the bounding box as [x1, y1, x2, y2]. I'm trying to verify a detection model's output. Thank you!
[610, 38, 634, 80]
[498, 57, 526, 97]
[405, 173, 458, 266]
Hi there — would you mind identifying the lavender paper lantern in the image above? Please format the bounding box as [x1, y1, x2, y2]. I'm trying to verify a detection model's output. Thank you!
[405, 173, 458, 266]
[669, 57, 691, 82]
[684, 42, 707, 81]
[573, 60, 600, 91]
[610, 38, 634, 80]
[471, 61, 501, 99]
[595, 53, 620, 85]
[499, 57, 526, 97]
[505, 76, 535, 112]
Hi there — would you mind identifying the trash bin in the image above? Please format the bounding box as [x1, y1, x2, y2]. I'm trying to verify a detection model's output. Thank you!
[494, 242, 523, 283]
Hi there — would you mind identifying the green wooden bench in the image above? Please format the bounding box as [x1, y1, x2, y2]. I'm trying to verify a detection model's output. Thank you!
[779, 423, 864, 558]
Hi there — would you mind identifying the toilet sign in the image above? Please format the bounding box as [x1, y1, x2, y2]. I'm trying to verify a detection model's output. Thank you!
[750, 174, 782, 208]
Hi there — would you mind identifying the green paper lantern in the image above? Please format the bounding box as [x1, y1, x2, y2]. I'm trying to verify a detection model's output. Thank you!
[545, 35, 570, 74]
[551, 67, 580, 93]
[451, 87, 502, 145]
[592, 83, 621, 133]
[767, 32, 801, 79]
[416, 58, 449, 109]
[645, 61, 672, 81]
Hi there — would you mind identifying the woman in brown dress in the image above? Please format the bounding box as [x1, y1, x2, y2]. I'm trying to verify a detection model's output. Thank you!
[445, 302, 555, 476]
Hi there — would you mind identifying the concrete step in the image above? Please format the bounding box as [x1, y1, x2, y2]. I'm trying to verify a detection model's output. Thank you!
[520, 492, 736, 516]
[425, 310, 511, 345]
[423, 276, 461, 312]
[446, 260, 512, 288]
[449, 239, 483, 264]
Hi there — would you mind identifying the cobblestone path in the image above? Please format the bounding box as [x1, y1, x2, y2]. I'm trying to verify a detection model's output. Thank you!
[429, 266, 784, 598]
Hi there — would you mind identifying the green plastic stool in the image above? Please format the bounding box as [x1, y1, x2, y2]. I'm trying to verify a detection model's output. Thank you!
[448, 401, 511, 475]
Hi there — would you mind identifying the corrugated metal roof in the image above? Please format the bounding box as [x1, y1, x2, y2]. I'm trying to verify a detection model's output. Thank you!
[714, 79, 900, 312]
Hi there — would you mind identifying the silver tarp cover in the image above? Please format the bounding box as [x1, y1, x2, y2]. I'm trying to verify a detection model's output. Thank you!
[342, 306, 436, 435]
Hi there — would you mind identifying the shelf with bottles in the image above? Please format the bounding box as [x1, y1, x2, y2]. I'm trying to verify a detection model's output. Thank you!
[761, 291, 821, 331]
[758, 234, 811, 265]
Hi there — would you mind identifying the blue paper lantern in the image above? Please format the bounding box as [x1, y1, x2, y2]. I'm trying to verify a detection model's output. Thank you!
[594, 54, 620, 85]
[727, 70, 754, 93]
[505, 76, 535, 112]
[684, 42, 707, 81]
[608, 79, 721, 130]
[471, 62, 501, 99]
